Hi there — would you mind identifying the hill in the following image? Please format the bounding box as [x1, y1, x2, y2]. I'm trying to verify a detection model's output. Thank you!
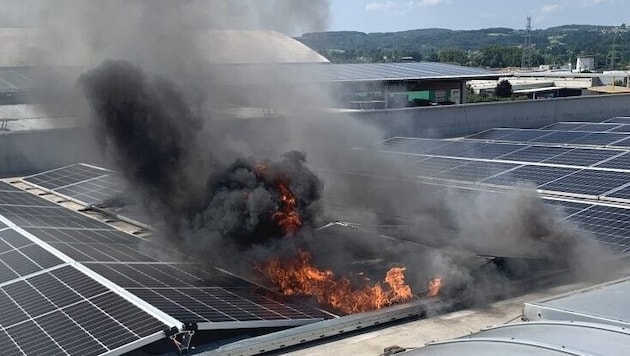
[296, 25, 630, 68]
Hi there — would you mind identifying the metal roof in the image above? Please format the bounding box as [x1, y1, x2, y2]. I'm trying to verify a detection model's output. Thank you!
[523, 276, 630, 328]
[306, 62, 499, 82]
[402, 321, 630, 356]
[216, 62, 500, 86]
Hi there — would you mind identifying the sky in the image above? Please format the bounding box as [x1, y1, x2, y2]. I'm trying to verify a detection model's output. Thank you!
[328, 0, 630, 33]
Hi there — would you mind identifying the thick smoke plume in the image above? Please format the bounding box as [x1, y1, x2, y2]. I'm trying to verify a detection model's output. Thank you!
[80, 60, 323, 254]
[16, 0, 620, 312]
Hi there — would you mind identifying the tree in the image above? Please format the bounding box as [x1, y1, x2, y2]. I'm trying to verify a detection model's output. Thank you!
[495, 80, 513, 98]
[438, 48, 468, 65]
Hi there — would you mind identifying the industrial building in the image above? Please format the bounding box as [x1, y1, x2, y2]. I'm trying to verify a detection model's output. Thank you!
[1, 28, 630, 356]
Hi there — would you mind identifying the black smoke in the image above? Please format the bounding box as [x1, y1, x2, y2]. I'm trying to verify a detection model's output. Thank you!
[79, 60, 323, 254]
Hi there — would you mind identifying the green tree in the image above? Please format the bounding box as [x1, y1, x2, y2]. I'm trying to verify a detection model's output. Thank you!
[495, 80, 513, 98]
[438, 48, 468, 65]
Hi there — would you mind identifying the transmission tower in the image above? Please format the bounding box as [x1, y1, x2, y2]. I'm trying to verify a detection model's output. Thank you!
[521, 16, 533, 69]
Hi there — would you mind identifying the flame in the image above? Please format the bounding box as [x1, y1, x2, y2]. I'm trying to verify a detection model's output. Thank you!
[427, 277, 442, 297]
[257, 250, 413, 314]
[272, 181, 302, 235]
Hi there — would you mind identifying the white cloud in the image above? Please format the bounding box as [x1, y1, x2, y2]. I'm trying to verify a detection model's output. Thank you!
[365, 0, 448, 12]
[365, 1, 397, 11]
[417, 0, 447, 6]
[541, 4, 560, 13]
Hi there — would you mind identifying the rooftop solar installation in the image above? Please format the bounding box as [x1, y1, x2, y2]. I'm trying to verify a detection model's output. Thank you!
[605, 117, 630, 124]
[54, 174, 127, 206]
[609, 136, 630, 148]
[466, 129, 520, 140]
[0, 180, 333, 354]
[415, 157, 470, 177]
[568, 204, 630, 253]
[434, 160, 519, 183]
[540, 148, 623, 167]
[567, 132, 630, 146]
[610, 125, 630, 133]
[594, 152, 630, 169]
[538, 169, 630, 198]
[541, 122, 587, 131]
[480, 165, 578, 187]
[23, 164, 109, 190]
[528, 130, 591, 144]
[465, 143, 526, 159]
[571, 123, 622, 132]
[495, 129, 553, 142]
[495, 145, 569, 162]
[0, 265, 169, 355]
[603, 185, 630, 202]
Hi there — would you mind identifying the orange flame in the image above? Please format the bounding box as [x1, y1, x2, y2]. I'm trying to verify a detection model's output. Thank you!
[272, 182, 302, 235]
[257, 250, 413, 314]
[427, 277, 442, 298]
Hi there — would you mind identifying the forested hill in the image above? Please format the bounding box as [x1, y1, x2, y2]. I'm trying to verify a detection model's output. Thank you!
[296, 25, 630, 68]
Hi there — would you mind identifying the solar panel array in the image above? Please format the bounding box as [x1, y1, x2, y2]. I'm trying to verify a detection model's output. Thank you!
[0, 178, 332, 355]
[23, 164, 125, 206]
[378, 134, 630, 200]
[376, 116, 630, 254]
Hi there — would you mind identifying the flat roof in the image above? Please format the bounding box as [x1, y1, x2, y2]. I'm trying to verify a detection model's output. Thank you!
[588, 85, 630, 94]
[214, 62, 502, 86]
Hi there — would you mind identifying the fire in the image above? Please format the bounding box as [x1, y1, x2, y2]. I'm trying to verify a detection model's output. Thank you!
[272, 181, 302, 235]
[427, 277, 442, 297]
[257, 250, 413, 314]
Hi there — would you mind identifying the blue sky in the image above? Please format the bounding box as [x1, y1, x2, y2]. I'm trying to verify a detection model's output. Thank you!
[329, 0, 630, 33]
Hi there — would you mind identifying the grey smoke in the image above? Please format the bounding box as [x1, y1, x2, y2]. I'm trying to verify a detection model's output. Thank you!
[9, 0, 619, 309]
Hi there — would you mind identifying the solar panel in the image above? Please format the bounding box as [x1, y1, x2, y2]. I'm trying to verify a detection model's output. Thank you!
[605, 117, 630, 124]
[481, 165, 578, 187]
[543, 199, 592, 217]
[541, 123, 585, 131]
[23, 227, 177, 263]
[0, 190, 59, 207]
[541, 148, 622, 167]
[0, 206, 112, 229]
[84, 262, 331, 328]
[415, 157, 469, 177]
[570, 123, 621, 132]
[539, 170, 630, 197]
[603, 185, 630, 201]
[609, 136, 630, 147]
[609, 125, 630, 133]
[569, 205, 630, 253]
[528, 130, 591, 144]
[594, 152, 630, 169]
[434, 161, 518, 183]
[496, 145, 570, 163]
[467, 129, 519, 140]
[0, 265, 169, 355]
[567, 132, 630, 146]
[0, 181, 24, 192]
[497, 129, 553, 142]
[464, 143, 526, 159]
[23, 164, 110, 190]
[425, 141, 487, 157]
[0, 229, 64, 282]
[54, 174, 127, 206]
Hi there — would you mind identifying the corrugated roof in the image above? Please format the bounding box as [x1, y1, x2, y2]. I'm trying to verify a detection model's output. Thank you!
[523, 276, 630, 328]
[215, 62, 499, 86]
[403, 321, 630, 356]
